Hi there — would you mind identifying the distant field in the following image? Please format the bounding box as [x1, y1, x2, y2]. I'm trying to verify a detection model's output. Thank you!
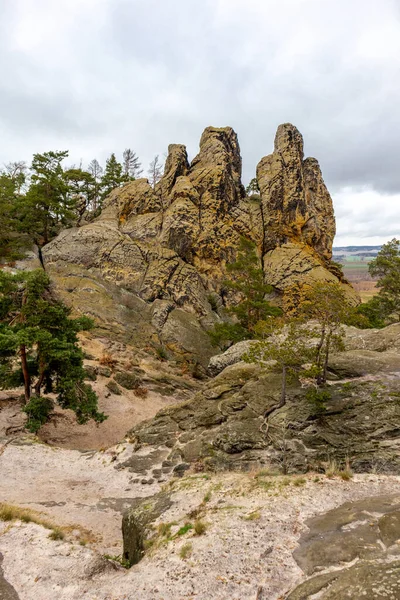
[340, 259, 379, 302]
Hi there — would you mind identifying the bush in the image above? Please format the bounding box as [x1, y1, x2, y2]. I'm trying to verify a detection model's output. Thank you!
[155, 346, 168, 361]
[114, 372, 140, 390]
[306, 388, 331, 416]
[106, 380, 122, 395]
[99, 353, 117, 369]
[23, 396, 54, 432]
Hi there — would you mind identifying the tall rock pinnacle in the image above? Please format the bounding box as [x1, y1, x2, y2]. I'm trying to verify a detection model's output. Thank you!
[256, 123, 357, 306]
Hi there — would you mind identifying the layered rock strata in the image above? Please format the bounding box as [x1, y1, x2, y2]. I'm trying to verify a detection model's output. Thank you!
[43, 124, 358, 364]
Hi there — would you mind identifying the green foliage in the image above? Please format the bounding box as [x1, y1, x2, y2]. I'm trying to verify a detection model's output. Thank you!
[104, 554, 131, 569]
[305, 387, 331, 416]
[368, 238, 400, 323]
[0, 269, 106, 429]
[64, 167, 96, 216]
[247, 318, 318, 403]
[17, 150, 74, 246]
[100, 153, 125, 202]
[0, 173, 28, 262]
[23, 396, 54, 432]
[299, 282, 349, 384]
[209, 238, 282, 347]
[346, 297, 386, 329]
[176, 522, 193, 536]
[208, 322, 249, 347]
[245, 177, 260, 196]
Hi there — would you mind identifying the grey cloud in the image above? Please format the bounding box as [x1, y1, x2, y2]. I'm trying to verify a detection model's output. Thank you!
[0, 0, 400, 243]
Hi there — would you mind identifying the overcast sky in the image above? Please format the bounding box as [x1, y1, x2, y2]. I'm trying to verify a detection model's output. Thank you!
[1, 0, 399, 245]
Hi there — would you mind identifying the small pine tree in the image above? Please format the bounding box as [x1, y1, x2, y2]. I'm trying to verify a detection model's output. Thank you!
[100, 153, 124, 202]
[246, 318, 317, 407]
[209, 238, 282, 347]
[122, 149, 142, 181]
[299, 281, 349, 384]
[368, 238, 400, 323]
[17, 150, 73, 247]
[0, 270, 106, 430]
[245, 177, 260, 197]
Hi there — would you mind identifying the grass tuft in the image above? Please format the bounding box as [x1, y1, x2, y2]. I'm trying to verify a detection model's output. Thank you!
[194, 520, 207, 535]
[179, 542, 193, 559]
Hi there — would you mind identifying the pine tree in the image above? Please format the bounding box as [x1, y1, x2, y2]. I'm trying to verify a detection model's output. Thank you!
[0, 173, 27, 262]
[209, 238, 282, 347]
[299, 281, 349, 384]
[87, 159, 103, 211]
[122, 148, 142, 181]
[64, 168, 96, 216]
[368, 238, 400, 322]
[148, 155, 163, 188]
[0, 270, 106, 431]
[17, 150, 73, 247]
[100, 153, 124, 202]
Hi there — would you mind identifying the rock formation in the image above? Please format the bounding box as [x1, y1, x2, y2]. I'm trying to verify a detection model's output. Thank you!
[257, 123, 358, 305]
[42, 123, 358, 364]
[130, 324, 400, 473]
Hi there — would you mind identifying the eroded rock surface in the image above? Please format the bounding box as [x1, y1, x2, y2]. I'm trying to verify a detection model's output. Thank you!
[41, 124, 357, 364]
[257, 123, 358, 305]
[287, 494, 400, 599]
[131, 324, 400, 473]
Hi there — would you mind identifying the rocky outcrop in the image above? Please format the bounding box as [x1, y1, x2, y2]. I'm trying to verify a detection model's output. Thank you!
[43, 127, 247, 364]
[288, 495, 400, 599]
[42, 124, 358, 364]
[130, 324, 400, 473]
[257, 123, 358, 304]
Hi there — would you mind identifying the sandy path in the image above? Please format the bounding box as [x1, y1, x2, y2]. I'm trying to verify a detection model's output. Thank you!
[0, 473, 400, 600]
[0, 441, 169, 554]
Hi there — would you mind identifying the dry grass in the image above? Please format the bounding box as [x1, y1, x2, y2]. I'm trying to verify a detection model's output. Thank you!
[134, 386, 149, 398]
[99, 353, 117, 370]
[194, 520, 207, 535]
[324, 458, 353, 480]
[179, 542, 193, 559]
[0, 502, 67, 541]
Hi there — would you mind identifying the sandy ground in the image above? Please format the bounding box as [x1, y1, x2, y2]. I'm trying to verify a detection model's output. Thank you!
[0, 437, 400, 600]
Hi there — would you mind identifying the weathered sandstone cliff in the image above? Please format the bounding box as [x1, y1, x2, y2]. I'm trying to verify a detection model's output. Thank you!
[42, 124, 358, 364]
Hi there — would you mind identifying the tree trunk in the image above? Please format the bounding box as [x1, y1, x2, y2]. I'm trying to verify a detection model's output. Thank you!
[315, 325, 326, 384]
[20, 344, 31, 404]
[34, 369, 45, 397]
[281, 364, 287, 405]
[322, 331, 332, 384]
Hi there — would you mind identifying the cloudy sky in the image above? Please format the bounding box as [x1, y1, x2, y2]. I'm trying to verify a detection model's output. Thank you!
[1, 0, 399, 245]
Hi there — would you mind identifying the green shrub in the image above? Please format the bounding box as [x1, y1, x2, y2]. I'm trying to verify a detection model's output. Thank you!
[306, 388, 331, 416]
[23, 396, 54, 432]
[155, 346, 168, 361]
[114, 372, 140, 390]
[176, 522, 193, 536]
[106, 380, 122, 395]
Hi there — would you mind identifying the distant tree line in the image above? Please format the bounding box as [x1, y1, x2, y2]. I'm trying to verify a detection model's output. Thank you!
[0, 149, 164, 262]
